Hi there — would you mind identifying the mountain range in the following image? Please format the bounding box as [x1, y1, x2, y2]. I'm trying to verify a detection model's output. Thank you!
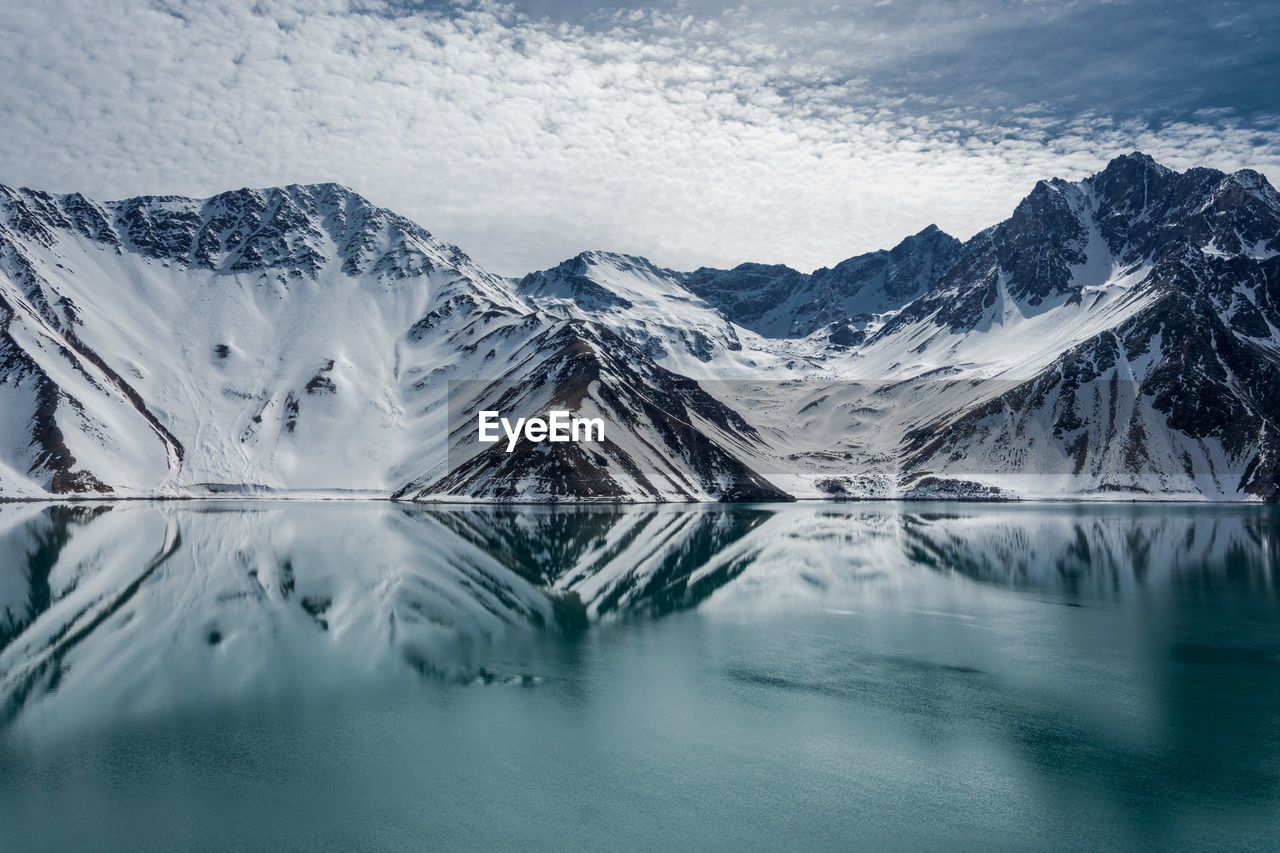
[1, 152, 1278, 502]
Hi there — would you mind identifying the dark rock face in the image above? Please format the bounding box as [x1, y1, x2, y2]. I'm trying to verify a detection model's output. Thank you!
[682, 262, 807, 336]
[1088, 155, 1280, 264]
[304, 361, 337, 396]
[0, 181, 472, 284]
[682, 225, 962, 338]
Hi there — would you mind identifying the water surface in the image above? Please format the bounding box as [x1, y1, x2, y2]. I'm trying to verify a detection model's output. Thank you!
[1, 501, 1278, 851]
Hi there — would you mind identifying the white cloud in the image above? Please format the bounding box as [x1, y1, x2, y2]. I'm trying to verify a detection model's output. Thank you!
[1, 0, 1277, 275]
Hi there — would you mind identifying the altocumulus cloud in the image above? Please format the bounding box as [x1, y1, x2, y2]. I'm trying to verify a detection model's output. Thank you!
[1, 0, 1277, 275]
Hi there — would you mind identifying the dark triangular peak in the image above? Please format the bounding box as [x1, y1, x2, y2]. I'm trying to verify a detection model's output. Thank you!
[890, 222, 959, 255]
[876, 178, 1095, 334]
[404, 319, 788, 502]
[1089, 151, 1175, 193]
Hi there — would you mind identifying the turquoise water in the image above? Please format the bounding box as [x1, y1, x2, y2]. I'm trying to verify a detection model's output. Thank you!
[1, 501, 1278, 851]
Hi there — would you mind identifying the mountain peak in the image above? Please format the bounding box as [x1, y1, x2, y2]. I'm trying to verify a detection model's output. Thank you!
[889, 224, 959, 256]
[1108, 150, 1166, 169]
[542, 250, 672, 286]
[1217, 167, 1280, 199]
[1100, 151, 1174, 178]
[572, 249, 657, 269]
[199, 182, 378, 221]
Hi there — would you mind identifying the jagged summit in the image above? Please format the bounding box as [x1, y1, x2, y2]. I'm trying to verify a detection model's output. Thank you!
[1095, 150, 1173, 179]
[0, 181, 499, 287]
[1084, 151, 1280, 262]
[877, 150, 1280, 333]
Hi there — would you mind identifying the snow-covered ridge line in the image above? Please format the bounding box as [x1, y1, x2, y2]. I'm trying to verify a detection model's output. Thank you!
[1, 152, 1278, 502]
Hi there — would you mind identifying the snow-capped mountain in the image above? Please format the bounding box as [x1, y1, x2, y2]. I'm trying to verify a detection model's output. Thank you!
[0, 182, 787, 501]
[0, 181, 521, 498]
[520, 153, 1280, 501]
[891, 154, 1280, 499]
[1, 152, 1278, 502]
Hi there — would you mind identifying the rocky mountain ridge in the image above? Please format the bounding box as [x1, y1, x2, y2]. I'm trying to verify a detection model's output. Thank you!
[2, 152, 1277, 501]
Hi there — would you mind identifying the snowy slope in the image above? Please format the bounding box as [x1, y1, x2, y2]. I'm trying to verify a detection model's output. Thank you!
[0, 183, 531, 496]
[755, 157, 1277, 501]
[514, 250, 823, 378]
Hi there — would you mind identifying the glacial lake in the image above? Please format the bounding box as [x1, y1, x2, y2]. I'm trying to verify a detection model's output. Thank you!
[1, 500, 1278, 851]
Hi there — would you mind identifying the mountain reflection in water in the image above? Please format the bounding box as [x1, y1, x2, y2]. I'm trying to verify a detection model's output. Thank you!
[2, 502, 1278, 724]
[1, 501, 1278, 851]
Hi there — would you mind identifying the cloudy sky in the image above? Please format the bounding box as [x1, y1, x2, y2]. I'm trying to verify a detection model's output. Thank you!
[2, 0, 1277, 275]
